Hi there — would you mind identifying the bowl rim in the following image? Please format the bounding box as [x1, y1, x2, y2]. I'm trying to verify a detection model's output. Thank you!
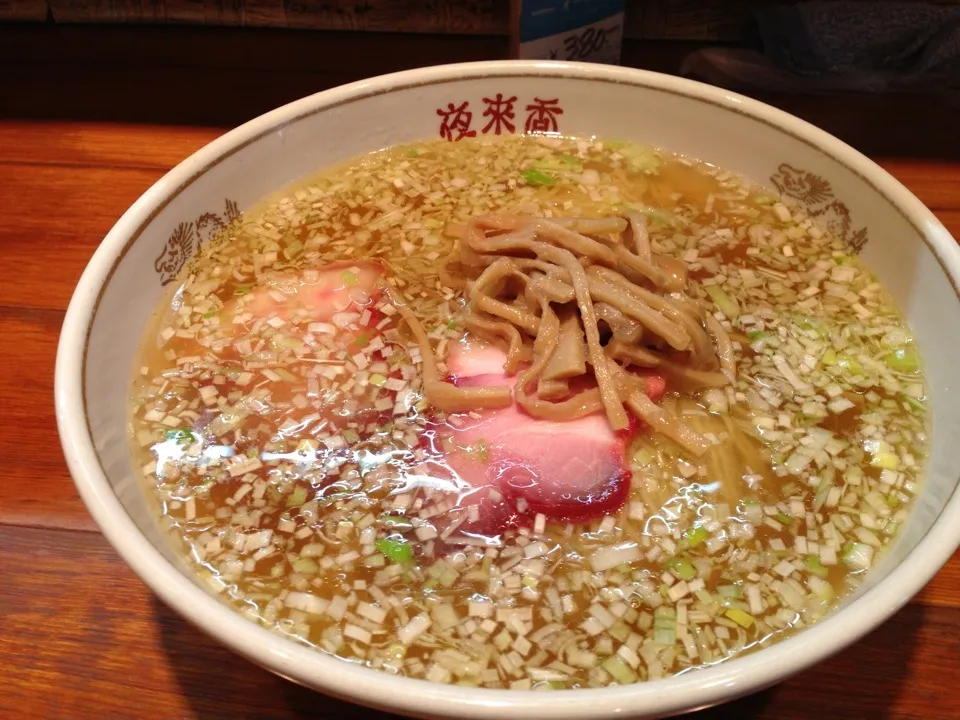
[55, 59, 960, 719]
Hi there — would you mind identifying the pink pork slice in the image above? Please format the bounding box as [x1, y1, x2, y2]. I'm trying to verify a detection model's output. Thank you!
[440, 340, 665, 531]
[220, 261, 382, 327]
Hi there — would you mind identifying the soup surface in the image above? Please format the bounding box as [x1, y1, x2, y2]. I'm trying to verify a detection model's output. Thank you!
[131, 135, 928, 689]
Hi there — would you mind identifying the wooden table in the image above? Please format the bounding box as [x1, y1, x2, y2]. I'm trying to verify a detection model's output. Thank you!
[1, 118, 958, 720]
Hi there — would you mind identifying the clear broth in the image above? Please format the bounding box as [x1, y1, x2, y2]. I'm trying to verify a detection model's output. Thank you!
[130, 135, 928, 689]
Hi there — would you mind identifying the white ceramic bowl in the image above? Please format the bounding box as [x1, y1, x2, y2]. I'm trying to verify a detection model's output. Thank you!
[56, 60, 960, 719]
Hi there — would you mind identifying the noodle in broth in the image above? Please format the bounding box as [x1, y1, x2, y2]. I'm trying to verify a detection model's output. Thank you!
[130, 135, 928, 689]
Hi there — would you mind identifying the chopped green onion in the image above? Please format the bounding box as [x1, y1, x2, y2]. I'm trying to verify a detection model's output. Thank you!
[804, 555, 829, 579]
[717, 584, 742, 599]
[705, 285, 739, 320]
[695, 588, 715, 605]
[533, 155, 583, 174]
[476, 439, 489, 463]
[165, 428, 196, 443]
[297, 438, 318, 454]
[870, 452, 899, 470]
[521, 168, 555, 186]
[447, 319, 457, 330]
[286, 486, 308, 507]
[619, 143, 662, 174]
[653, 608, 676, 642]
[353, 332, 371, 348]
[682, 526, 709, 548]
[774, 512, 794, 525]
[284, 240, 303, 259]
[884, 346, 920, 373]
[601, 655, 639, 684]
[810, 577, 836, 601]
[438, 565, 459, 587]
[781, 481, 801, 496]
[654, 607, 676, 624]
[793, 314, 828, 337]
[813, 474, 833, 511]
[653, 627, 676, 646]
[342, 428, 360, 444]
[841, 541, 874, 570]
[274, 368, 298, 383]
[369, 373, 387, 387]
[234, 283, 252, 296]
[666, 557, 696, 581]
[300, 542, 326, 557]
[638, 207, 681, 228]
[463, 438, 489, 463]
[725, 608, 755, 628]
[292, 557, 319, 574]
[748, 330, 774, 344]
[608, 620, 630, 643]
[340, 270, 359, 287]
[837, 355, 863, 375]
[632, 447, 654, 466]
[375, 538, 414, 565]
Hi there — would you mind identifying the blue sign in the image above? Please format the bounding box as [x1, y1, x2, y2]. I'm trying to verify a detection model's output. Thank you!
[518, 0, 626, 43]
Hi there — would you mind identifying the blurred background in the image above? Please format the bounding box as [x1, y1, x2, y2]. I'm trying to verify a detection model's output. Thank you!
[0, 0, 957, 157]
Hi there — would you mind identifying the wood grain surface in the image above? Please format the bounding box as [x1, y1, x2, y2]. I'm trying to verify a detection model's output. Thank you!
[1, 33, 958, 719]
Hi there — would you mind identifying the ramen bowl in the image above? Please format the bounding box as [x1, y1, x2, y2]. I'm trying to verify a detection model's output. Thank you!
[55, 60, 960, 719]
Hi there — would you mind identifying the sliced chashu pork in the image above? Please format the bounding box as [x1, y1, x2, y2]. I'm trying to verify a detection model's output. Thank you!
[436, 339, 666, 533]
